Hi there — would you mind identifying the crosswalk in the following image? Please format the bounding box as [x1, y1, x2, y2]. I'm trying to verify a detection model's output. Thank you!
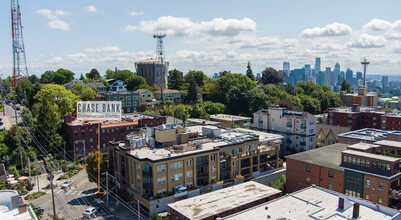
[54, 188, 81, 196]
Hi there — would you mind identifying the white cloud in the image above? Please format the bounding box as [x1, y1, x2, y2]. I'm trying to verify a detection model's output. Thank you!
[301, 22, 352, 37]
[347, 34, 386, 48]
[125, 16, 256, 36]
[385, 20, 401, 39]
[198, 18, 256, 36]
[83, 46, 121, 53]
[36, 9, 70, 31]
[85, 5, 97, 13]
[363, 19, 391, 31]
[67, 53, 87, 58]
[55, 10, 70, 16]
[47, 56, 63, 64]
[48, 20, 69, 31]
[129, 11, 143, 16]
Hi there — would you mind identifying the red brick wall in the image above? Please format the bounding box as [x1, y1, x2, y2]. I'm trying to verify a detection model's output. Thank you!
[287, 159, 344, 194]
[363, 174, 391, 206]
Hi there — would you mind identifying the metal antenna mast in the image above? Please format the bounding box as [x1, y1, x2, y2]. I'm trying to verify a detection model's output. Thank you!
[153, 33, 166, 62]
[153, 33, 168, 104]
[11, 0, 29, 90]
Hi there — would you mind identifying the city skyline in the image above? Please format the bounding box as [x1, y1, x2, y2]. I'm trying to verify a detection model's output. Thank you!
[1, 1, 401, 77]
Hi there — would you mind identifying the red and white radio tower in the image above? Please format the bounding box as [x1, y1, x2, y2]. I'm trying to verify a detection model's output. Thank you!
[11, 0, 29, 90]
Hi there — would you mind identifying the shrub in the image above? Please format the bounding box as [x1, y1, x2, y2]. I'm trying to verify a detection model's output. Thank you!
[26, 182, 33, 191]
[25, 191, 46, 200]
[67, 163, 77, 171]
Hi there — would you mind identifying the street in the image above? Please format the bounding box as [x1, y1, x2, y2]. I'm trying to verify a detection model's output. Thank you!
[0, 101, 20, 130]
[30, 169, 139, 220]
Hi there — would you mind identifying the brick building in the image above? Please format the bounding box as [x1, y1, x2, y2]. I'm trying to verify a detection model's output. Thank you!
[327, 106, 401, 131]
[63, 113, 166, 160]
[286, 142, 401, 207]
[340, 88, 378, 107]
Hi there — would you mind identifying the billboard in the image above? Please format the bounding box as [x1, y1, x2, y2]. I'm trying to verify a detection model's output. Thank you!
[76, 101, 122, 121]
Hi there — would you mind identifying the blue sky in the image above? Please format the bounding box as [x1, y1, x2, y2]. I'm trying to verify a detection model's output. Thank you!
[2, 0, 401, 77]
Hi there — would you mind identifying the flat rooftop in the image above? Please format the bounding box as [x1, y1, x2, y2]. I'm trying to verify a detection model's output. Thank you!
[342, 150, 400, 163]
[234, 128, 284, 143]
[0, 190, 36, 220]
[329, 107, 385, 114]
[222, 186, 400, 220]
[168, 181, 281, 220]
[337, 128, 388, 142]
[187, 118, 221, 125]
[210, 114, 251, 121]
[375, 140, 401, 148]
[286, 143, 348, 171]
[347, 142, 380, 151]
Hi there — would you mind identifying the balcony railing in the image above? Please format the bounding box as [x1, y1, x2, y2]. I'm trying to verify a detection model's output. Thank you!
[142, 170, 153, 177]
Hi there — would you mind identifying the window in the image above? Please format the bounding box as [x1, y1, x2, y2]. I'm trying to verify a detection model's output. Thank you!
[343, 156, 348, 163]
[126, 96, 131, 101]
[365, 194, 369, 200]
[387, 164, 391, 171]
[306, 165, 311, 172]
[211, 154, 216, 161]
[126, 102, 131, 106]
[211, 165, 216, 172]
[328, 184, 333, 190]
[379, 183, 383, 190]
[127, 108, 131, 112]
[187, 170, 193, 177]
[171, 161, 183, 170]
[233, 161, 238, 167]
[187, 159, 192, 166]
[378, 197, 382, 204]
[157, 189, 167, 195]
[171, 173, 183, 182]
[157, 177, 166, 185]
[137, 175, 141, 183]
[74, 140, 78, 144]
[328, 170, 334, 178]
[103, 144, 106, 148]
[157, 165, 166, 173]
[113, 97, 117, 101]
[306, 177, 310, 184]
[119, 97, 124, 100]
[136, 163, 140, 170]
[90, 138, 93, 143]
[102, 129, 105, 134]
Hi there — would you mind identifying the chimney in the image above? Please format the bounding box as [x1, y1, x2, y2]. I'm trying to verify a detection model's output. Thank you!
[352, 203, 360, 218]
[18, 204, 27, 214]
[338, 197, 344, 209]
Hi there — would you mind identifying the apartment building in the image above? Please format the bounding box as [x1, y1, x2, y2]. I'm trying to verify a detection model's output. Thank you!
[340, 88, 378, 107]
[222, 185, 401, 220]
[252, 106, 316, 156]
[209, 114, 251, 128]
[62, 113, 166, 160]
[108, 125, 283, 216]
[100, 91, 141, 113]
[154, 89, 181, 104]
[286, 142, 401, 207]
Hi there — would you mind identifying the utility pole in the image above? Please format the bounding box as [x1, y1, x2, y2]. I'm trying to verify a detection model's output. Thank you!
[63, 142, 66, 160]
[41, 156, 56, 219]
[28, 158, 31, 181]
[106, 171, 109, 206]
[83, 140, 86, 164]
[14, 104, 23, 174]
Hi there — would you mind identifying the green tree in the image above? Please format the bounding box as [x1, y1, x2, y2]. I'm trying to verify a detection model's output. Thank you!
[52, 72, 66, 84]
[168, 69, 184, 90]
[86, 151, 108, 183]
[35, 100, 62, 152]
[40, 71, 55, 83]
[184, 70, 208, 88]
[261, 67, 283, 84]
[86, 69, 100, 80]
[55, 68, 75, 83]
[246, 61, 255, 81]
[81, 87, 96, 101]
[72, 83, 85, 96]
[79, 73, 85, 80]
[199, 101, 226, 114]
[299, 95, 321, 114]
[34, 84, 80, 116]
[105, 69, 134, 81]
[247, 88, 270, 114]
[186, 79, 199, 104]
[227, 87, 249, 115]
[126, 76, 147, 91]
[190, 104, 209, 119]
[340, 79, 351, 93]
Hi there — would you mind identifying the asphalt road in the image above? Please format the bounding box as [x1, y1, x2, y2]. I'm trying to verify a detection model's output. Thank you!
[0, 101, 21, 130]
[30, 169, 139, 220]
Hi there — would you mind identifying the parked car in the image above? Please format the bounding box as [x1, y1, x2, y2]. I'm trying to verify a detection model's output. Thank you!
[82, 207, 97, 219]
[35, 207, 44, 213]
[61, 180, 73, 189]
[15, 106, 20, 110]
